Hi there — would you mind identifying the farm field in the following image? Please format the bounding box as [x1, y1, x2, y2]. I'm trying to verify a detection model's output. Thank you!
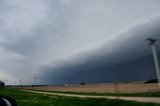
[0, 88, 160, 106]
[21, 83, 159, 93]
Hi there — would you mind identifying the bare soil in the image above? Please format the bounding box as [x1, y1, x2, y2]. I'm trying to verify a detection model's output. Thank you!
[21, 83, 159, 93]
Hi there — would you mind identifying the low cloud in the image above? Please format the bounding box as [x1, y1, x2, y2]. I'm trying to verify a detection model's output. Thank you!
[40, 17, 160, 84]
[0, 0, 160, 84]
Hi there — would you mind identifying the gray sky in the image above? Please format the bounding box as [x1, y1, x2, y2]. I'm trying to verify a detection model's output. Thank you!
[0, 0, 160, 85]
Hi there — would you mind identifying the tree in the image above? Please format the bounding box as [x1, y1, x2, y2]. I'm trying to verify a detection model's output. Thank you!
[80, 82, 85, 86]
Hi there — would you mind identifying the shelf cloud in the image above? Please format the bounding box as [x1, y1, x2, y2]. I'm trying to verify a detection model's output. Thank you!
[0, 0, 160, 84]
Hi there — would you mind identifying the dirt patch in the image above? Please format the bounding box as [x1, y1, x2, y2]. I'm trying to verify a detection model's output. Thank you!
[20, 83, 159, 93]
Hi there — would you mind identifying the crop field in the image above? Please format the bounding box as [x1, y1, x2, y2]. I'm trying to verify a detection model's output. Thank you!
[0, 88, 160, 106]
[22, 83, 159, 93]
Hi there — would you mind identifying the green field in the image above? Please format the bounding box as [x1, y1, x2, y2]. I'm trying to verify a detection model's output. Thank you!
[0, 88, 160, 106]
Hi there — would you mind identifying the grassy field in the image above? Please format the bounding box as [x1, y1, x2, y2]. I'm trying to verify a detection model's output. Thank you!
[0, 88, 160, 106]
[20, 83, 160, 97]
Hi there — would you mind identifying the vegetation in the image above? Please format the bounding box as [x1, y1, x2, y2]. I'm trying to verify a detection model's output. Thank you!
[0, 88, 53, 106]
[80, 82, 85, 85]
[0, 88, 160, 106]
[145, 79, 158, 83]
[52, 96, 160, 106]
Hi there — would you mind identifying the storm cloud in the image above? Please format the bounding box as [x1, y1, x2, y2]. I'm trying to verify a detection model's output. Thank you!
[0, 0, 160, 85]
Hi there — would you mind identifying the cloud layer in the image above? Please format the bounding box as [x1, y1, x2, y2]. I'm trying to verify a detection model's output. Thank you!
[0, 0, 160, 84]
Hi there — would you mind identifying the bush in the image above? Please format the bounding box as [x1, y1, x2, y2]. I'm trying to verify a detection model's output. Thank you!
[145, 79, 158, 83]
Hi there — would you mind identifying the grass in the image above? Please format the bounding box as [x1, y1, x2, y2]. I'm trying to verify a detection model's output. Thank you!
[52, 96, 160, 106]
[0, 88, 53, 106]
[0, 88, 160, 106]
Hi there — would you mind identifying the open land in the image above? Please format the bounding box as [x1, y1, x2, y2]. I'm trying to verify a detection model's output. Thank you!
[21, 83, 159, 93]
[0, 88, 160, 106]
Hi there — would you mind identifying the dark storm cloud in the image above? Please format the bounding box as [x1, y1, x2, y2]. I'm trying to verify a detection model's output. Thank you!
[40, 17, 160, 84]
[0, 0, 160, 84]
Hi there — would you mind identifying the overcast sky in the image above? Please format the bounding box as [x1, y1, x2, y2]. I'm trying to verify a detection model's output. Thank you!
[0, 0, 160, 85]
